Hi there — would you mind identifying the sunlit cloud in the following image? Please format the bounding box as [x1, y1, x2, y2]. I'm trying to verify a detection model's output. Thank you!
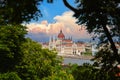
[26, 11, 91, 42]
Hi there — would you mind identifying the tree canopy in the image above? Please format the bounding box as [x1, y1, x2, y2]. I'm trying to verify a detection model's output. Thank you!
[0, 25, 27, 72]
[63, 0, 120, 62]
[0, 0, 54, 25]
[63, 0, 120, 76]
[16, 38, 62, 79]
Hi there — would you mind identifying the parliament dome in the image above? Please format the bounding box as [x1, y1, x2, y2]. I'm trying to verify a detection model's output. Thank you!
[58, 30, 65, 39]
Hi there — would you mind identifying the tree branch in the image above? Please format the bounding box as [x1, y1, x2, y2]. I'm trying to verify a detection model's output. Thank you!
[63, 0, 79, 13]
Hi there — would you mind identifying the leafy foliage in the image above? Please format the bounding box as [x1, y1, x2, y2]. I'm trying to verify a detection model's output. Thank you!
[0, 0, 43, 24]
[63, 0, 120, 50]
[0, 0, 54, 24]
[63, 0, 120, 76]
[0, 25, 27, 72]
[83, 51, 92, 56]
[92, 45, 120, 79]
[93, 46, 115, 71]
[43, 69, 74, 80]
[16, 38, 64, 80]
[69, 63, 115, 80]
[0, 0, 74, 79]
[73, 0, 120, 34]
[0, 72, 21, 80]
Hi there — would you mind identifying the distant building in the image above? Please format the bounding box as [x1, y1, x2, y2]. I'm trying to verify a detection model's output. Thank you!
[42, 30, 92, 56]
[91, 42, 120, 56]
[91, 42, 98, 56]
[42, 30, 120, 56]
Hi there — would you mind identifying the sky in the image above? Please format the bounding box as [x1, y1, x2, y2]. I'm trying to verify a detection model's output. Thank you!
[25, 0, 92, 42]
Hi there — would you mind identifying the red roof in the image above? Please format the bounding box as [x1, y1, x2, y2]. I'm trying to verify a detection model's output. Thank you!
[76, 43, 85, 47]
[64, 43, 73, 47]
[62, 39, 72, 43]
[58, 30, 65, 39]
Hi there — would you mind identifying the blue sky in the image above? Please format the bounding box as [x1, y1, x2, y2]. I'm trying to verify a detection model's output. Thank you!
[39, 0, 69, 23]
[37, 0, 76, 23]
[26, 0, 91, 42]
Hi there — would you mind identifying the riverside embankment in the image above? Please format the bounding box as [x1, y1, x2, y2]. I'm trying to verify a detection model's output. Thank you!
[58, 54, 94, 65]
[58, 54, 94, 60]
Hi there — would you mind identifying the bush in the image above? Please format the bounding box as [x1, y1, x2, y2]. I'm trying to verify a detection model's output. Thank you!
[0, 72, 21, 80]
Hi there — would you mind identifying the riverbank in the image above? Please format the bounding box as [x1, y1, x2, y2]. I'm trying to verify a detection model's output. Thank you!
[57, 54, 94, 60]
[63, 57, 94, 65]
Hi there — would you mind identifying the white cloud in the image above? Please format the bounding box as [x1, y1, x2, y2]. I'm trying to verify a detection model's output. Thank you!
[26, 11, 91, 42]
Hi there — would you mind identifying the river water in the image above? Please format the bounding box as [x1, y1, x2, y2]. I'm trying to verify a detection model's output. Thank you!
[63, 58, 94, 65]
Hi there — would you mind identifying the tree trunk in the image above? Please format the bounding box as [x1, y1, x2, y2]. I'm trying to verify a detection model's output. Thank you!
[103, 25, 120, 64]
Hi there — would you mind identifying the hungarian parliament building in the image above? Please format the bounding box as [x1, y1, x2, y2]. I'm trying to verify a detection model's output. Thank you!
[41, 30, 120, 56]
[42, 30, 93, 56]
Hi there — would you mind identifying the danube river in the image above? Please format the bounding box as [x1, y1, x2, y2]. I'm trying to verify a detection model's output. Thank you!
[63, 58, 94, 65]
